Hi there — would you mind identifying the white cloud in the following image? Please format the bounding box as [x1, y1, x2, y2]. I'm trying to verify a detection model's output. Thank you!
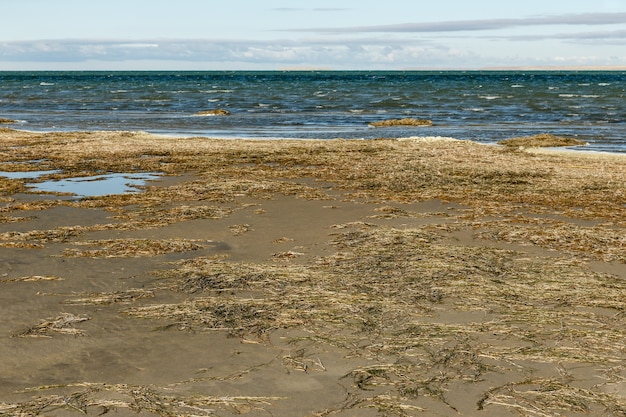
[111, 43, 160, 49]
[0, 38, 439, 66]
[1, 24, 625, 70]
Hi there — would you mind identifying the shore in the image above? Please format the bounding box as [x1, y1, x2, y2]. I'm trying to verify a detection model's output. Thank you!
[1, 128, 625, 416]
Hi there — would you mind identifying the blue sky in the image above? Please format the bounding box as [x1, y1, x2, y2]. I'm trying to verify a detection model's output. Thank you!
[1, 0, 625, 70]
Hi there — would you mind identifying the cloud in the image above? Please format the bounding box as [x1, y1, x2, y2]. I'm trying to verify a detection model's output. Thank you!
[111, 43, 160, 49]
[0, 37, 466, 68]
[273, 7, 350, 12]
[506, 28, 626, 42]
[313, 8, 351, 12]
[1, 31, 624, 70]
[289, 12, 626, 33]
[0, 39, 167, 62]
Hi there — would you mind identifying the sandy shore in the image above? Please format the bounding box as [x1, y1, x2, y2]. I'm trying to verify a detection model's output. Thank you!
[0, 128, 625, 416]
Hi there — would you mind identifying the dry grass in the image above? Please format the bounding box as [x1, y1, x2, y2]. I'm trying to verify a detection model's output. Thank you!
[478, 378, 626, 416]
[121, 221, 626, 414]
[0, 227, 82, 247]
[498, 133, 588, 148]
[0, 275, 63, 283]
[229, 223, 252, 235]
[62, 289, 155, 305]
[13, 313, 90, 338]
[62, 238, 206, 258]
[0, 177, 27, 195]
[1, 129, 622, 222]
[194, 108, 230, 116]
[0, 382, 283, 416]
[475, 218, 626, 263]
[369, 118, 433, 127]
[113, 204, 234, 229]
[0, 200, 57, 213]
[0, 128, 624, 416]
[0, 214, 33, 224]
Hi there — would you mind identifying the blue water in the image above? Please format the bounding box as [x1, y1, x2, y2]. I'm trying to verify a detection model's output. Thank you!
[0, 170, 161, 197]
[28, 173, 163, 197]
[1, 71, 625, 153]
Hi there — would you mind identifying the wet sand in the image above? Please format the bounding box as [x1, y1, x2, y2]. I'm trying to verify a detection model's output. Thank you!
[0, 128, 625, 416]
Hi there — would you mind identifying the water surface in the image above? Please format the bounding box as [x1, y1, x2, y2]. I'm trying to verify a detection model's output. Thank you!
[1, 71, 624, 153]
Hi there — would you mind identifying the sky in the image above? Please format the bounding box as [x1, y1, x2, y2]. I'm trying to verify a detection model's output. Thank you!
[1, 0, 625, 70]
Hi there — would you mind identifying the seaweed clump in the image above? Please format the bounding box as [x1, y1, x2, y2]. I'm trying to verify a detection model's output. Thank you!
[193, 109, 230, 116]
[498, 133, 587, 148]
[370, 118, 433, 127]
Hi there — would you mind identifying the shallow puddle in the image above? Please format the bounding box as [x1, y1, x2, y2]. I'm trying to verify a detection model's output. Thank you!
[0, 170, 60, 179]
[29, 173, 162, 197]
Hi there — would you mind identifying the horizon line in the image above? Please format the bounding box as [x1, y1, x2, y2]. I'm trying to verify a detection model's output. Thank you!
[2, 66, 626, 72]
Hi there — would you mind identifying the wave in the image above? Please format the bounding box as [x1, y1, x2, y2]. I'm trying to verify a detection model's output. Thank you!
[0, 70, 624, 153]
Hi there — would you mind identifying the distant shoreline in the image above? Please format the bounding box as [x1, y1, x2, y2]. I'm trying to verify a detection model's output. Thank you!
[401, 66, 626, 71]
[3, 66, 626, 73]
[480, 65, 626, 71]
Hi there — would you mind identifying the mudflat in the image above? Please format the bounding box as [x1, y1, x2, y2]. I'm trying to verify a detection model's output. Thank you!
[1, 128, 625, 416]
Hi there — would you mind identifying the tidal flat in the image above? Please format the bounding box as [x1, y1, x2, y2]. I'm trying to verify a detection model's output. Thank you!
[0, 128, 625, 416]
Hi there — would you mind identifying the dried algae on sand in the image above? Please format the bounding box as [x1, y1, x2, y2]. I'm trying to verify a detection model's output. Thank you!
[0, 128, 625, 417]
[369, 117, 433, 127]
[498, 133, 588, 148]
